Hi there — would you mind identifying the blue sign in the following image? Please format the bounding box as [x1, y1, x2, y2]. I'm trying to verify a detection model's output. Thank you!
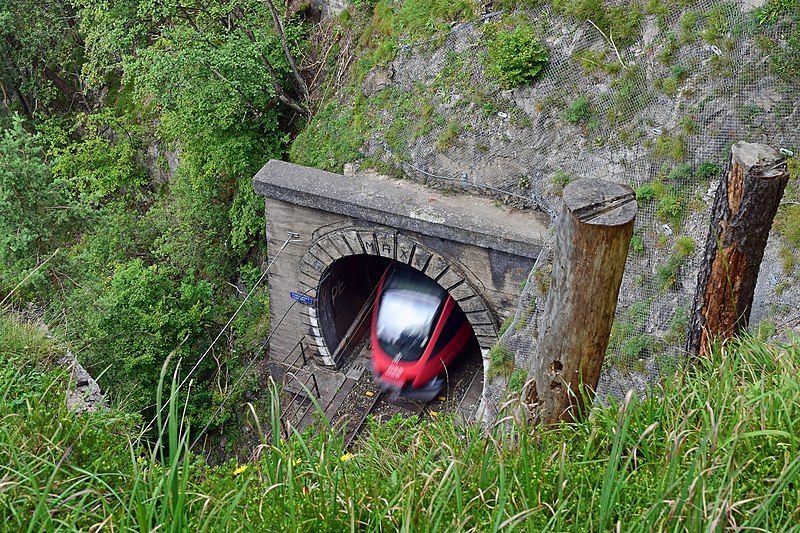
[290, 291, 313, 305]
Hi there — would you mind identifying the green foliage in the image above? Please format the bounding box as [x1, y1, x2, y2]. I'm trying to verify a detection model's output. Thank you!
[81, 260, 213, 414]
[4, 309, 800, 531]
[779, 246, 796, 274]
[553, 0, 643, 46]
[0, 116, 75, 292]
[572, 49, 621, 75]
[666, 163, 692, 183]
[776, 161, 800, 246]
[656, 75, 679, 96]
[678, 115, 699, 134]
[674, 235, 695, 257]
[0, 0, 87, 115]
[606, 300, 653, 369]
[487, 342, 515, 378]
[771, 26, 800, 83]
[657, 237, 695, 291]
[229, 177, 266, 257]
[653, 131, 688, 161]
[290, 102, 363, 172]
[607, 65, 650, 124]
[664, 307, 689, 345]
[755, 319, 777, 340]
[498, 316, 513, 336]
[435, 122, 464, 152]
[695, 161, 720, 180]
[701, 3, 737, 45]
[657, 31, 679, 65]
[48, 110, 149, 206]
[678, 10, 700, 43]
[656, 191, 686, 227]
[636, 183, 656, 202]
[552, 170, 574, 188]
[631, 233, 645, 254]
[485, 24, 550, 89]
[754, 0, 798, 26]
[507, 368, 528, 393]
[562, 96, 593, 124]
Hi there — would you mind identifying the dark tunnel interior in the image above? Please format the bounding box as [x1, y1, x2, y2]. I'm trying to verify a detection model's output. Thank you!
[316, 255, 480, 364]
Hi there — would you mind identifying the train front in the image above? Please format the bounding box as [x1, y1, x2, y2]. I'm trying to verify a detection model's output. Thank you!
[370, 266, 471, 401]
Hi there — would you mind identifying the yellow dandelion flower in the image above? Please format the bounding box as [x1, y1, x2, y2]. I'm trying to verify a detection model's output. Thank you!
[233, 464, 248, 476]
[340, 452, 354, 462]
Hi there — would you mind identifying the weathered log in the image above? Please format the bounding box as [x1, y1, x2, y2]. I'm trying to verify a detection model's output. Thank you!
[687, 142, 789, 357]
[527, 179, 636, 424]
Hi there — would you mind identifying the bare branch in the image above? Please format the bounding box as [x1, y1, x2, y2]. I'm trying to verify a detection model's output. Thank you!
[263, 0, 310, 101]
[586, 19, 627, 70]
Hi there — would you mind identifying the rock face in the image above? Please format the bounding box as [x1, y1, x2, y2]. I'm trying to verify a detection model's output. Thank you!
[362, 66, 393, 97]
[321, 0, 800, 412]
[315, 0, 348, 19]
[59, 351, 105, 413]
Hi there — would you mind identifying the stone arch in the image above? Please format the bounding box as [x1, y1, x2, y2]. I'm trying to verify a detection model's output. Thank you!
[295, 225, 499, 368]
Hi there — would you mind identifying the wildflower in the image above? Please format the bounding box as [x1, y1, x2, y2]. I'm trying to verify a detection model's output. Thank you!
[292, 458, 302, 467]
[233, 464, 248, 476]
[340, 452, 354, 462]
[429, 410, 438, 418]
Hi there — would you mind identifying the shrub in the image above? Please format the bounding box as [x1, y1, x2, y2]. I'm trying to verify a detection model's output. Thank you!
[508, 368, 528, 392]
[776, 205, 800, 246]
[771, 26, 800, 83]
[485, 24, 549, 89]
[657, 237, 694, 291]
[675, 235, 696, 259]
[487, 342, 515, 377]
[656, 193, 686, 227]
[562, 96, 593, 124]
[553, 170, 574, 188]
[679, 11, 700, 42]
[754, 0, 797, 26]
[653, 131, 688, 161]
[666, 163, 692, 184]
[779, 245, 796, 274]
[636, 183, 656, 202]
[631, 234, 645, 254]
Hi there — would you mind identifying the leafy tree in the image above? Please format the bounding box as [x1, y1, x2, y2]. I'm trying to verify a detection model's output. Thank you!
[0, 116, 74, 292]
[47, 109, 149, 206]
[82, 259, 213, 414]
[0, 0, 90, 115]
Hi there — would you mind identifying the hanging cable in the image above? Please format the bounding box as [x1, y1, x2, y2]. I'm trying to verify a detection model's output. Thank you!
[138, 234, 297, 440]
[190, 268, 333, 449]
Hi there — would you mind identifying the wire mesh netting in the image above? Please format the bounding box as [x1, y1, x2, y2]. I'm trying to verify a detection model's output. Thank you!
[348, 0, 799, 398]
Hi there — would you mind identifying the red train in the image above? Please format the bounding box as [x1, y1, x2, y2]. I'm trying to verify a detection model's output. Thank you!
[370, 265, 473, 400]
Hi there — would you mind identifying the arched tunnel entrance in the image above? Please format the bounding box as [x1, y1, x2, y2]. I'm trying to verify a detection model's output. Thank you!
[254, 160, 547, 421]
[316, 254, 392, 358]
[316, 253, 483, 400]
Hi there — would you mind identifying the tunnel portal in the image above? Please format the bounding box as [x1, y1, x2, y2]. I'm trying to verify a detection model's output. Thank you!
[253, 160, 547, 417]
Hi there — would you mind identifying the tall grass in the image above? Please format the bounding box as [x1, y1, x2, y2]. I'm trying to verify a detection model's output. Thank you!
[2, 309, 799, 531]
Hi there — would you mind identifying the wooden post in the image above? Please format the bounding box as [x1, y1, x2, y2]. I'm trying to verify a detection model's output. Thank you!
[527, 179, 636, 425]
[687, 142, 789, 357]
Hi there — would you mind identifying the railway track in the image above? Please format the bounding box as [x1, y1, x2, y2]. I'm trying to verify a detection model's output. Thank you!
[342, 384, 434, 449]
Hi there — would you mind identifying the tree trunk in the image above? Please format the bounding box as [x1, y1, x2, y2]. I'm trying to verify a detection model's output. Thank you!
[527, 179, 636, 425]
[687, 142, 789, 357]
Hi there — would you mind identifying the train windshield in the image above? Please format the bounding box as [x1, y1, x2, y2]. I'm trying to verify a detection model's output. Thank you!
[376, 270, 446, 361]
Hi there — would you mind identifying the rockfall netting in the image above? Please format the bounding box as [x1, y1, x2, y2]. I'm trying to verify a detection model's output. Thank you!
[348, 0, 799, 399]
